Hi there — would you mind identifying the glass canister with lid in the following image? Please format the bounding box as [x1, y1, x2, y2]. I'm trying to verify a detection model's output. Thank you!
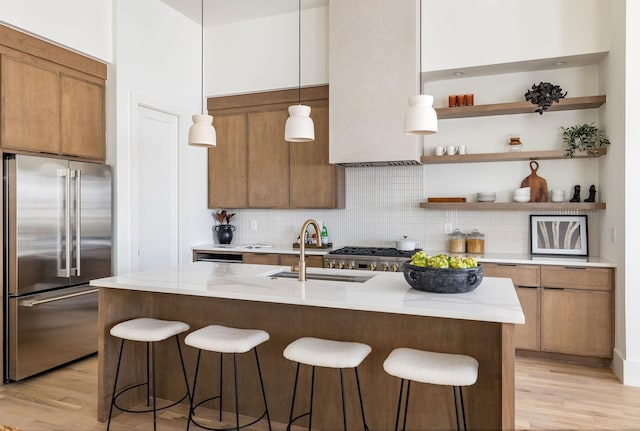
[466, 228, 485, 254]
[448, 228, 466, 253]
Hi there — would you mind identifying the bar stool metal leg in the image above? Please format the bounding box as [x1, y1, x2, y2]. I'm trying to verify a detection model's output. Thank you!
[353, 368, 369, 431]
[286, 363, 301, 431]
[219, 352, 223, 422]
[254, 348, 272, 431]
[106, 338, 126, 431]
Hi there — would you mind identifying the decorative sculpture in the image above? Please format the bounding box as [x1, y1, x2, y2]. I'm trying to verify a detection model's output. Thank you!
[570, 185, 581, 202]
[584, 185, 597, 203]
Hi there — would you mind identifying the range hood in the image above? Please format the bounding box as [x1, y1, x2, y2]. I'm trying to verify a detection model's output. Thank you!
[328, 0, 423, 167]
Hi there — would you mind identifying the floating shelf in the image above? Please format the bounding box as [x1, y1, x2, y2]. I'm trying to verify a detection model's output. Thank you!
[435, 95, 606, 119]
[419, 202, 606, 210]
[420, 148, 607, 164]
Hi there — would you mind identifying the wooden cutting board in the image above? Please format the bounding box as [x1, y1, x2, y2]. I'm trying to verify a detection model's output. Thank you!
[521, 161, 548, 202]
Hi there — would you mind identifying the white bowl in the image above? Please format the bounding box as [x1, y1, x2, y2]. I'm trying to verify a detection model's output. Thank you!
[513, 195, 530, 203]
[476, 192, 496, 202]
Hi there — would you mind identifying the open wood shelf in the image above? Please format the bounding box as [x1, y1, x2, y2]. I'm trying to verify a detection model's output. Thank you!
[420, 147, 607, 164]
[419, 202, 606, 210]
[435, 95, 606, 119]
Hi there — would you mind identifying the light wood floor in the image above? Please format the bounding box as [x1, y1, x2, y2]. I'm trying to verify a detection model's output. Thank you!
[0, 355, 639, 430]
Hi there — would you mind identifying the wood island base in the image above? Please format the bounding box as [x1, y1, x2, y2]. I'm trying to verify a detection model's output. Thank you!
[98, 288, 515, 430]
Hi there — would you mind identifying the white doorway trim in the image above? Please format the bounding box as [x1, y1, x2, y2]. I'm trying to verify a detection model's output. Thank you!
[129, 94, 184, 271]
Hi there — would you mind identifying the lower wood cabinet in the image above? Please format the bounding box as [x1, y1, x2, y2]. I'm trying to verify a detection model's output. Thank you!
[541, 287, 613, 357]
[482, 263, 540, 350]
[483, 262, 614, 360]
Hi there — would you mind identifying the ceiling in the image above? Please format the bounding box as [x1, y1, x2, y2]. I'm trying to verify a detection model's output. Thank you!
[160, 0, 328, 26]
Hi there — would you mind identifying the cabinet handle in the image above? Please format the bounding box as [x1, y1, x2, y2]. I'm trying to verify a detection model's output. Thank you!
[518, 285, 538, 289]
[496, 263, 517, 267]
[544, 287, 565, 291]
[564, 266, 587, 270]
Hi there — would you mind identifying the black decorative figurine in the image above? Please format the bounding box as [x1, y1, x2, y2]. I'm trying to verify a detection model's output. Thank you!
[570, 185, 581, 202]
[584, 185, 597, 203]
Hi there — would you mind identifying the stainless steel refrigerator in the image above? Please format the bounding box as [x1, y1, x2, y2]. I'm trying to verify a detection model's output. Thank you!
[3, 154, 112, 381]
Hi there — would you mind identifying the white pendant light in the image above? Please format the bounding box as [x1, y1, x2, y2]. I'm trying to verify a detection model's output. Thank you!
[404, 0, 437, 135]
[285, 0, 314, 143]
[189, 0, 216, 147]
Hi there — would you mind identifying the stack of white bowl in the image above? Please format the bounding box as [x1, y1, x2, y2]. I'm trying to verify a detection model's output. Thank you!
[476, 192, 497, 202]
[513, 187, 530, 202]
[551, 189, 565, 202]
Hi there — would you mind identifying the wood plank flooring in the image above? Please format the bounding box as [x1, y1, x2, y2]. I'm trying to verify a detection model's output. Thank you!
[0, 355, 639, 430]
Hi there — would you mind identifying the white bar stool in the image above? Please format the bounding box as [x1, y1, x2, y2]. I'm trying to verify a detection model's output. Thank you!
[383, 348, 479, 431]
[283, 337, 371, 431]
[184, 324, 271, 431]
[107, 317, 191, 431]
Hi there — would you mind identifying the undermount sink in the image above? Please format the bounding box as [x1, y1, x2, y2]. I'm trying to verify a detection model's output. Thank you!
[268, 271, 374, 283]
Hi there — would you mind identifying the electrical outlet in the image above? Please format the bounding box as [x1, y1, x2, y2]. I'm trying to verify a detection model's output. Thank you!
[250, 220, 258, 231]
[611, 227, 616, 243]
[444, 223, 453, 234]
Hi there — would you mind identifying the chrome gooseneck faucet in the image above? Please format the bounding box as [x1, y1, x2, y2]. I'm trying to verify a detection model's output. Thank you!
[294, 219, 322, 281]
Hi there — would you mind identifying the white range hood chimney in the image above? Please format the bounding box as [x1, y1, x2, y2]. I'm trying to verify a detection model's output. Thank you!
[329, 0, 422, 167]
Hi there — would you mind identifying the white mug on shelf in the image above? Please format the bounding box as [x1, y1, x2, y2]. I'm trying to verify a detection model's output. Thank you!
[446, 145, 458, 155]
[435, 146, 444, 156]
[459, 145, 467, 155]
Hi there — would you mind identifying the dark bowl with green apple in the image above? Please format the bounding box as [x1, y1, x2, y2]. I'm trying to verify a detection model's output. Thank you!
[403, 252, 483, 293]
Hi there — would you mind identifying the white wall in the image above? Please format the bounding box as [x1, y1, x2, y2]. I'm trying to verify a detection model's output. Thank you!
[206, 6, 328, 96]
[0, 0, 113, 62]
[422, 0, 609, 71]
[113, 0, 212, 273]
[622, 0, 640, 386]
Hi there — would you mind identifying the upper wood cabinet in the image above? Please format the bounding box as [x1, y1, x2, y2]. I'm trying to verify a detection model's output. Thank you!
[0, 56, 60, 154]
[207, 85, 344, 209]
[59, 74, 105, 160]
[247, 109, 290, 208]
[208, 114, 248, 208]
[0, 25, 107, 162]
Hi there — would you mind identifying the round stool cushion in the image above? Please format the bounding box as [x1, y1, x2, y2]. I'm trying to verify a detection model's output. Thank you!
[283, 337, 371, 369]
[110, 318, 190, 342]
[383, 348, 478, 387]
[185, 325, 270, 353]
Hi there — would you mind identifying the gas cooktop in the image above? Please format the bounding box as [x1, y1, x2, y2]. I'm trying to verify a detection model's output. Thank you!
[329, 247, 420, 258]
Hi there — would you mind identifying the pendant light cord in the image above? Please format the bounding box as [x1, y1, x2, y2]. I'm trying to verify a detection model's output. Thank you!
[201, 0, 205, 114]
[418, 0, 422, 96]
[298, 0, 302, 105]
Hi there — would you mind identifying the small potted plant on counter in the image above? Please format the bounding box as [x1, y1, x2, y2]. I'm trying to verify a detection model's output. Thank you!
[214, 210, 235, 244]
[562, 123, 610, 158]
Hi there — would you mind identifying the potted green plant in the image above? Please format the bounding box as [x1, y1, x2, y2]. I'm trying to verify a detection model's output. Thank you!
[561, 123, 610, 158]
[214, 210, 235, 244]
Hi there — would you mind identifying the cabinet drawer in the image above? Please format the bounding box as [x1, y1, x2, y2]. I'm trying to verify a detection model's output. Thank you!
[280, 254, 324, 268]
[242, 253, 280, 265]
[541, 266, 613, 291]
[482, 263, 540, 287]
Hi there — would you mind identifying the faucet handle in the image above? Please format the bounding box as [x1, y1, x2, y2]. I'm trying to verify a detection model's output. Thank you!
[291, 263, 300, 273]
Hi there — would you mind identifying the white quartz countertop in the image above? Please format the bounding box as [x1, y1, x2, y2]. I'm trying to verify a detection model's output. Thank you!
[192, 243, 331, 256]
[192, 244, 615, 267]
[91, 262, 524, 325]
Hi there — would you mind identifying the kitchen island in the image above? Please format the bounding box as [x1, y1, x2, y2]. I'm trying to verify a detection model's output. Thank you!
[92, 262, 524, 430]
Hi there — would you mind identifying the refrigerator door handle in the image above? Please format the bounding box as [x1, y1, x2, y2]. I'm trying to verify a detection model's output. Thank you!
[18, 288, 99, 307]
[72, 169, 81, 277]
[57, 168, 71, 278]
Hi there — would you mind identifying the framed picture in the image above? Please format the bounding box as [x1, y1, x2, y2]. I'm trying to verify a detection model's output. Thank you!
[530, 215, 588, 256]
